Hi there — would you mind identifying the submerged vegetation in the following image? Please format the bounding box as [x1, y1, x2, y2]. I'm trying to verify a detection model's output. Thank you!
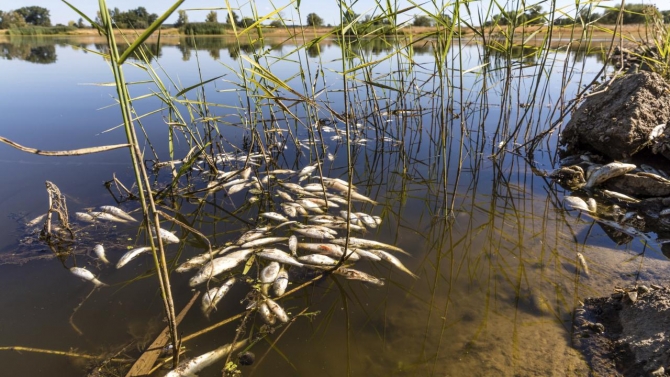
[2, 0, 670, 375]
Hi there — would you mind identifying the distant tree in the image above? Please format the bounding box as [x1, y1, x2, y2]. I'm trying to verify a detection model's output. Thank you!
[226, 11, 239, 26]
[600, 3, 660, 24]
[413, 15, 433, 27]
[239, 17, 255, 27]
[206, 11, 218, 23]
[578, 8, 599, 24]
[15, 6, 51, 26]
[175, 10, 188, 27]
[269, 19, 283, 27]
[111, 7, 158, 28]
[662, 10, 670, 23]
[436, 13, 452, 27]
[306, 13, 323, 27]
[525, 5, 544, 24]
[0, 10, 27, 29]
[68, 20, 76, 27]
[77, 17, 85, 28]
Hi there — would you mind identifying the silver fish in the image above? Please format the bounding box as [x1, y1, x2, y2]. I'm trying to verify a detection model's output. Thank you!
[281, 203, 297, 218]
[586, 198, 597, 213]
[265, 298, 289, 323]
[308, 215, 342, 224]
[93, 244, 109, 264]
[356, 212, 377, 228]
[648, 123, 666, 141]
[298, 164, 317, 178]
[372, 216, 382, 225]
[157, 228, 180, 244]
[325, 195, 349, 206]
[276, 189, 294, 202]
[292, 227, 335, 240]
[273, 268, 289, 296]
[241, 237, 288, 249]
[601, 189, 640, 203]
[175, 246, 235, 273]
[227, 183, 247, 195]
[298, 254, 339, 266]
[259, 212, 289, 222]
[25, 213, 47, 227]
[70, 267, 106, 287]
[331, 237, 409, 255]
[165, 339, 248, 377]
[189, 249, 254, 287]
[585, 162, 636, 189]
[303, 198, 339, 208]
[75, 212, 98, 223]
[258, 301, 276, 325]
[576, 253, 589, 277]
[563, 196, 590, 212]
[351, 248, 382, 261]
[240, 167, 252, 180]
[303, 183, 326, 192]
[256, 248, 304, 267]
[368, 249, 418, 278]
[116, 246, 152, 269]
[297, 243, 360, 261]
[269, 169, 296, 175]
[334, 268, 384, 286]
[288, 235, 298, 256]
[99, 205, 137, 222]
[201, 277, 236, 317]
[260, 262, 281, 284]
[88, 211, 129, 223]
[222, 178, 247, 188]
[236, 228, 269, 245]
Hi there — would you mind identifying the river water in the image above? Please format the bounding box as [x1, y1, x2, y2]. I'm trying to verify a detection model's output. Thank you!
[1, 34, 667, 376]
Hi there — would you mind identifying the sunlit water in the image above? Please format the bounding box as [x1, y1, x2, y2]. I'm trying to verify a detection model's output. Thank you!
[1, 35, 667, 377]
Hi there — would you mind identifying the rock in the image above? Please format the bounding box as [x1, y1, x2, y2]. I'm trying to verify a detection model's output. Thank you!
[560, 72, 670, 160]
[603, 173, 670, 197]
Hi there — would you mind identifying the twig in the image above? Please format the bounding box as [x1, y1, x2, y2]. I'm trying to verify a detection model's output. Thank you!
[69, 285, 97, 335]
[0, 136, 129, 156]
[0, 346, 131, 362]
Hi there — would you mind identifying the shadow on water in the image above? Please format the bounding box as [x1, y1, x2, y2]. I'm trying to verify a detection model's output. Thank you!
[0, 32, 667, 377]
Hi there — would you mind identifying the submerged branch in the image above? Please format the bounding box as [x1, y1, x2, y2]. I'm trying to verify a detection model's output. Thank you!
[0, 346, 132, 362]
[0, 136, 130, 156]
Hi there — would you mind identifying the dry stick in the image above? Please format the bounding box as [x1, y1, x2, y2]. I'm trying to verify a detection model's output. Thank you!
[68, 285, 97, 336]
[125, 292, 201, 377]
[0, 346, 132, 362]
[0, 136, 129, 156]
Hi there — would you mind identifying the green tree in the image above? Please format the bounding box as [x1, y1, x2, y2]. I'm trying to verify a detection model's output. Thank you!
[77, 17, 85, 28]
[175, 10, 188, 27]
[206, 11, 218, 23]
[226, 11, 239, 26]
[239, 17, 255, 27]
[306, 13, 323, 27]
[413, 15, 433, 27]
[600, 3, 660, 24]
[15, 6, 51, 26]
[0, 10, 27, 29]
[269, 19, 283, 27]
[662, 10, 670, 24]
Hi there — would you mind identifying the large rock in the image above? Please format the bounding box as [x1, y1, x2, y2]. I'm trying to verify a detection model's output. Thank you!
[560, 72, 670, 160]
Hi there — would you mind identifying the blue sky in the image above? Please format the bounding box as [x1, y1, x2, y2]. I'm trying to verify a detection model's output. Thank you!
[3, 1, 668, 26]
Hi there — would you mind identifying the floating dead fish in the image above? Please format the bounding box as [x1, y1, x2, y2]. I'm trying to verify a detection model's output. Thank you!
[298, 164, 318, 180]
[256, 249, 304, 267]
[576, 253, 589, 277]
[368, 249, 418, 278]
[259, 212, 289, 222]
[303, 183, 325, 192]
[308, 215, 342, 224]
[280, 203, 297, 218]
[265, 298, 289, 323]
[585, 162, 636, 189]
[88, 211, 129, 223]
[373, 216, 382, 225]
[356, 212, 377, 228]
[25, 213, 47, 227]
[297, 243, 360, 261]
[260, 262, 281, 284]
[165, 339, 248, 377]
[189, 249, 254, 287]
[648, 123, 666, 141]
[75, 212, 99, 223]
[236, 228, 269, 245]
[156, 228, 180, 244]
[601, 189, 640, 203]
[563, 196, 590, 212]
[93, 244, 109, 264]
[257, 301, 276, 325]
[70, 267, 106, 287]
[276, 189, 293, 202]
[288, 235, 298, 256]
[273, 268, 289, 296]
[331, 237, 409, 255]
[201, 277, 236, 317]
[240, 237, 288, 249]
[227, 183, 247, 195]
[586, 198, 597, 213]
[298, 254, 339, 266]
[292, 227, 335, 240]
[175, 246, 235, 273]
[334, 267, 384, 286]
[352, 248, 382, 261]
[116, 246, 152, 269]
[240, 167, 252, 180]
[99, 205, 137, 222]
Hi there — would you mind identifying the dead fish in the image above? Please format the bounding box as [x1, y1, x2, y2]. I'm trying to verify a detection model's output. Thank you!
[93, 244, 109, 264]
[25, 213, 47, 227]
[298, 254, 339, 266]
[594, 218, 653, 243]
[585, 162, 636, 188]
[344, 191, 378, 205]
[257, 301, 276, 325]
[586, 198, 597, 213]
[351, 248, 382, 261]
[276, 189, 294, 202]
[156, 228, 180, 244]
[373, 216, 382, 225]
[99, 205, 137, 222]
[334, 267, 384, 286]
[269, 169, 296, 175]
[259, 212, 289, 222]
[189, 249, 254, 287]
[260, 262, 281, 284]
[648, 123, 666, 141]
[240, 167, 252, 180]
[322, 178, 356, 192]
[307, 215, 342, 224]
[296, 199, 325, 213]
[88, 211, 129, 223]
[240, 237, 288, 249]
[292, 227, 335, 240]
[165, 339, 248, 377]
[601, 189, 640, 203]
[297, 243, 360, 261]
[321, 222, 367, 232]
[265, 298, 289, 323]
[75, 212, 99, 223]
[236, 228, 269, 245]
[355, 212, 377, 228]
[273, 268, 289, 296]
[116, 246, 152, 269]
[303, 198, 339, 208]
[298, 164, 318, 179]
[563, 196, 590, 212]
[175, 246, 235, 273]
[331, 237, 409, 255]
[70, 267, 106, 287]
[288, 235, 298, 256]
[303, 183, 326, 192]
[227, 183, 247, 195]
[256, 248, 304, 267]
[280, 203, 298, 218]
[201, 277, 236, 317]
[576, 253, 589, 277]
[368, 249, 418, 278]
[324, 195, 349, 206]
